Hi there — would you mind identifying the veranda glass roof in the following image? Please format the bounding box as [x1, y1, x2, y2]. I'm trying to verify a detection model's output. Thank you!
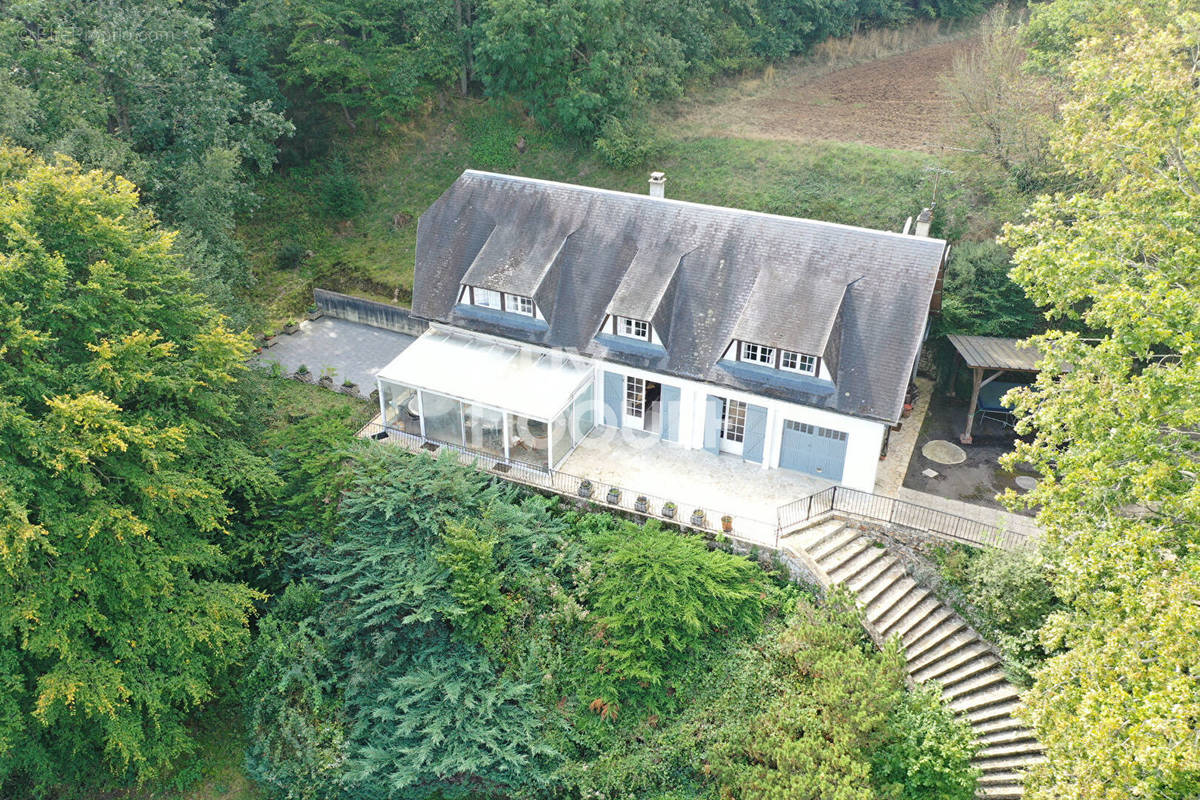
[376, 328, 593, 420]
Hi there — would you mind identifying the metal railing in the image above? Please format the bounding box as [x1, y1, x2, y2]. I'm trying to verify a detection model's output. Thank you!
[776, 485, 1029, 551]
[358, 420, 779, 546]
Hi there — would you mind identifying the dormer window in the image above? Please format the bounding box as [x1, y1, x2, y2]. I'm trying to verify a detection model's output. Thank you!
[618, 317, 649, 341]
[472, 287, 501, 309]
[727, 339, 822, 378]
[741, 341, 775, 365]
[507, 294, 534, 316]
[781, 350, 817, 376]
[460, 285, 540, 318]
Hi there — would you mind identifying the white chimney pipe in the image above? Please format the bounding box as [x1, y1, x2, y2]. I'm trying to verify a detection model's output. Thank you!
[648, 171, 666, 198]
[915, 207, 933, 237]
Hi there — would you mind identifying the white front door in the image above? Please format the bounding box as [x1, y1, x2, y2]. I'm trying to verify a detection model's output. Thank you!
[719, 398, 746, 456]
[623, 375, 645, 431]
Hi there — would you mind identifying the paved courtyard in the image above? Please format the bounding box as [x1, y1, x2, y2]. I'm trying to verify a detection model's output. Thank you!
[256, 317, 416, 390]
[560, 428, 832, 546]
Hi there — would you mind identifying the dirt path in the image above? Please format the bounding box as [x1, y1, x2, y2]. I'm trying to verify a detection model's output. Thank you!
[672, 38, 972, 153]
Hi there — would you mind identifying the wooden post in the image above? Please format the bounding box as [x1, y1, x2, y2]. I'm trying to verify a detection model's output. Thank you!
[961, 366, 982, 444]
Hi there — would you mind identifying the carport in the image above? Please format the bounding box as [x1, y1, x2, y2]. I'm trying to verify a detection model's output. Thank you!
[947, 334, 1043, 444]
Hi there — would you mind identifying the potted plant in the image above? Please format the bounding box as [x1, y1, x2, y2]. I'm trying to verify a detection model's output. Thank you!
[721, 514, 733, 533]
[634, 495, 648, 513]
[577, 479, 593, 498]
[662, 501, 677, 519]
[261, 330, 277, 348]
[340, 378, 358, 395]
[283, 319, 300, 335]
[305, 303, 322, 321]
[318, 367, 336, 388]
[294, 364, 312, 383]
[691, 508, 706, 526]
[606, 487, 621, 505]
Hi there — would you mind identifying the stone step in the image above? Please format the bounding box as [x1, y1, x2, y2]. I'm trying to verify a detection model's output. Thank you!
[906, 621, 972, 668]
[950, 684, 1021, 716]
[900, 604, 957, 647]
[966, 698, 1022, 726]
[876, 592, 939, 638]
[978, 740, 1043, 760]
[785, 520, 846, 555]
[942, 668, 1012, 704]
[844, 555, 900, 597]
[913, 641, 996, 685]
[977, 786, 1023, 800]
[977, 725, 1036, 747]
[975, 753, 1042, 772]
[806, 526, 859, 562]
[854, 562, 909, 607]
[820, 538, 877, 576]
[866, 579, 923, 628]
[978, 770, 1024, 786]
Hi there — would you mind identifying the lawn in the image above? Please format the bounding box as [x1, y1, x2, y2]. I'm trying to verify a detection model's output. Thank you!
[240, 99, 969, 325]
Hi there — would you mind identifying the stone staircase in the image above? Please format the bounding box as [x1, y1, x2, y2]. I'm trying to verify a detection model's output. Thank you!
[784, 519, 1043, 800]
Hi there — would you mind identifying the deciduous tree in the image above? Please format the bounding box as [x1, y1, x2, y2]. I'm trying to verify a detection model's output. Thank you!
[999, 6, 1200, 797]
[0, 148, 267, 794]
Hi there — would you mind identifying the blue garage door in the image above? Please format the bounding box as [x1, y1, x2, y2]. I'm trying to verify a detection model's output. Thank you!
[779, 420, 848, 482]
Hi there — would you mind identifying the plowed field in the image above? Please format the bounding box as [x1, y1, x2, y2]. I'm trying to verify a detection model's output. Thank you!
[673, 38, 972, 153]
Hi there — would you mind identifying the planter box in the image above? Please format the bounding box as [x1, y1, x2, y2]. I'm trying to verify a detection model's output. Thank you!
[634, 499, 648, 513]
[662, 504, 677, 519]
[690, 511, 706, 527]
[294, 371, 312, 383]
[305, 310, 323, 321]
[606, 489, 621, 505]
[283, 324, 299, 335]
[340, 383, 359, 396]
[318, 376, 334, 388]
[578, 483, 593, 498]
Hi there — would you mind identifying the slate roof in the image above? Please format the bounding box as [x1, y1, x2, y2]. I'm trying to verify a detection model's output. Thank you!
[411, 170, 947, 424]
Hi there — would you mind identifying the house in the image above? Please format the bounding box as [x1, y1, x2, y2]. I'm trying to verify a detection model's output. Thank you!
[374, 170, 947, 492]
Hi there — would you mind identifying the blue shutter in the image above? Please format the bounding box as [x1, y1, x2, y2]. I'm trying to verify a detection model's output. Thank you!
[742, 404, 768, 463]
[703, 395, 722, 454]
[660, 385, 681, 442]
[603, 371, 623, 427]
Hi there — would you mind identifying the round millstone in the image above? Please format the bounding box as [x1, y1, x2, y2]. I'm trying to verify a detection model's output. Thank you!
[921, 440, 967, 465]
[1014, 475, 1039, 491]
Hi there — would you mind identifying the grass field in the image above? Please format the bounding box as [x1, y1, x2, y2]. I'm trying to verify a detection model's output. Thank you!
[240, 98, 971, 325]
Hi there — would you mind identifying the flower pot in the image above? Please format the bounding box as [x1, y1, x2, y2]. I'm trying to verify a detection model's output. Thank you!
[578, 482, 593, 498]
[606, 488, 621, 505]
[634, 498, 648, 513]
[662, 504, 676, 519]
[721, 516, 733, 533]
[340, 383, 359, 396]
[306, 310, 323, 321]
[318, 376, 334, 388]
[283, 323, 299, 335]
[690, 510, 706, 527]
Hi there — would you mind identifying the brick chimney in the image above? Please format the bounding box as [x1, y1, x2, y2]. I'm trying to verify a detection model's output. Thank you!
[648, 171, 666, 198]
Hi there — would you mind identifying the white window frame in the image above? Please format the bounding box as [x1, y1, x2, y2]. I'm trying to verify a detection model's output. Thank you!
[618, 317, 650, 341]
[780, 350, 817, 376]
[506, 293, 534, 316]
[721, 399, 747, 443]
[741, 341, 775, 366]
[472, 287, 501, 309]
[624, 376, 645, 419]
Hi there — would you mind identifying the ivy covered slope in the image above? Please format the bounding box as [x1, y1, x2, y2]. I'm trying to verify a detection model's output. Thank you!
[244, 449, 980, 800]
[0, 148, 279, 793]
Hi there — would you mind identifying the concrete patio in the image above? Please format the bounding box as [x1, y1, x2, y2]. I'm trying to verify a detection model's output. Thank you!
[256, 317, 415, 390]
[560, 427, 833, 546]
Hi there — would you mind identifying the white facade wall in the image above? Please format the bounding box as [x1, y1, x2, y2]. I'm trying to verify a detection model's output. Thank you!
[594, 361, 886, 492]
